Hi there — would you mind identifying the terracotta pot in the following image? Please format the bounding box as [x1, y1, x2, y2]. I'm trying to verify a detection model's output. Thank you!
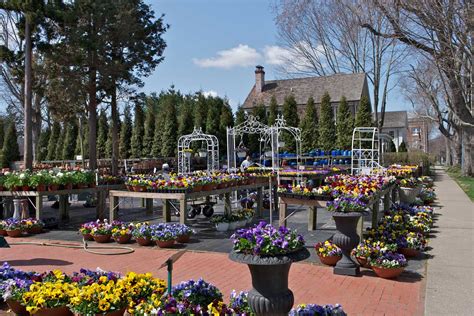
[356, 256, 371, 268]
[135, 237, 152, 246]
[332, 212, 362, 276]
[399, 247, 420, 258]
[177, 234, 191, 243]
[134, 186, 147, 192]
[372, 266, 405, 279]
[93, 234, 112, 243]
[318, 255, 342, 266]
[22, 185, 31, 191]
[0, 185, 4, 191]
[217, 183, 226, 189]
[96, 307, 126, 316]
[34, 306, 73, 316]
[49, 184, 59, 191]
[82, 233, 94, 241]
[0, 229, 7, 236]
[77, 184, 88, 189]
[65, 183, 73, 190]
[36, 184, 47, 192]
[202, 184, 213, 191]
[126, 185, 133, 191]
[193, 185, 203, 192]
[6, 299, 28, 316]
[27, 226, 43, 234]
[90, 182, 97, 188]
[6, 229, 22, 237]
[155, 239, 175, 248]
[114, 234, 132, 244]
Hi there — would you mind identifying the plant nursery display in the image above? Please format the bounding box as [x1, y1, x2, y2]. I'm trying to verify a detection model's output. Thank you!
[0, 218, 45, 237]
[370, 251, 408, 279]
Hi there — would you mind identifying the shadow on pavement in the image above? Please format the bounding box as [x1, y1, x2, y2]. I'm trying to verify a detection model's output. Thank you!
[6, 258, 73, 266]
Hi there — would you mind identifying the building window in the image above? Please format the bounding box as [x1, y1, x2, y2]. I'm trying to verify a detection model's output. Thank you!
[388, 131, 395, 138]
[412, 127, 420, 136]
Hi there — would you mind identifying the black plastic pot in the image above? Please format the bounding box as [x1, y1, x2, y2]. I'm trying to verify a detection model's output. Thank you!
[229, 248, 310, 316]
[332, 212, 363, 276]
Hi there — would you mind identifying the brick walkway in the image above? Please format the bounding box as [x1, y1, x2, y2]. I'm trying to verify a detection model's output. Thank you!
[1, 238, 424, 316]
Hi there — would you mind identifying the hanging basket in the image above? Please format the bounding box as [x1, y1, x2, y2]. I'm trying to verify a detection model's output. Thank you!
[184, 152, 192, 158]
[264, 151, 272, 157]
[237, 151, 247, 158]
[198, 151, 207, 158]
[278, 141, 286, 148]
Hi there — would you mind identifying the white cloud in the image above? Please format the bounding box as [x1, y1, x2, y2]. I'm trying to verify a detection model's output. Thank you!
[263, 45, 293, 65]
[193, 44, 261, 69]
[202, 90, 218, 98]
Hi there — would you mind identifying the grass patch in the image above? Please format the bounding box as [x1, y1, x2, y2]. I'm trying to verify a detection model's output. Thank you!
[446, 166, 474, 201]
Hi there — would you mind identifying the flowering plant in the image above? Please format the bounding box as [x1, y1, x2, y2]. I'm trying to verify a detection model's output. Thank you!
[398, 177, 421, 188]
[90, 220, 113, 236]
[170, 278, 223, 308]
[326, 195, 367, 213]
[132, 222, 153, 239]
[210, 214, 230, 224]
[20, 218, 44, 229]
[3, 218, 23, 231]
[315, 241, 342, 257]
[111, 224, 134, 237]
[0, 263, 39, 301]
[70, 268, 121, 286]
[122, 272, 166, 315]
[397, 232, 427, 251]
[78, 221, 98, 235]
[370, 251, 407, 269]
[150, 224, 176, 241]
[229, 290, 251, 315]
[172, 224, 194, 237]
[289, 303, 346, 316]
[231, 221, 305, 256]
[22, 278, 77, 314]
[351, 240, 397, 260]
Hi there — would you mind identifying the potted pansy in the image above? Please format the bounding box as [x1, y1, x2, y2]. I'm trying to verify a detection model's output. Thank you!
[315, 240, 342, 266]
[326, 194, 368, 276]
[78, 221, 97, 241]
[229, 221, 309, 315]
[150, 224, 177, 248]
[170, 278, 223, 310]
[4, 219, 24, 238]
[289, 304, 347, 316]
[370, 251, 407, 279]
[0, 220, 8, 236]
[351, 240, 398, 269]
[90, 220, 113, 243]
[21, 218, 44, 234]
[397, 232, 427, 258]
[398, 177, 422, 205]
[123, 272, 167, 315]
[4, 173, 23, 191]
[173, 224, 194, 243]
[229, 290, 252, 315]
[211, 215, 230, 232]
[0, 263, 39, 315]
[198, 148, 207, 158]
[132, 222, 153, 246]
[112, 224, 133, 244]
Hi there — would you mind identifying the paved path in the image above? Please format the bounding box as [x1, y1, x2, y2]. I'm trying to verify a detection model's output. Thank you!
[424, 167, 474, 315]
[1, 240, 423, 316]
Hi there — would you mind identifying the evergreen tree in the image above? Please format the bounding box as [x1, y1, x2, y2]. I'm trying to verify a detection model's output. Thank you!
[97, 110, 109, 159]
[281, 95, 299, 152]
[62, 120, 78, 160]
[161, 102, 178, 157]
[55, 124, 64, 160]
[249, 104, 267, 154]
[318, 92, 336, 151]
[0, 118, 4, 149]
[46, 122, 61, 161]
[268, 95, 278, 125]
[36, 128, 51, 162]
[151, 110, 165, 157]
[1, 120, 20, 168]
[355, 96, 372, 127]
[300, 97, 319, 153]
[130, 103, 145, 158]
[119, 106, 133, 159]
[206, 101, 221, 135]
[234, 105, 248, 149]
[194, 93, 208, 131]
[398, 141, 408, 152]
[142, 103, 155, 157]
[219, 103, 234, 155]
[388, 140, 397, 153]
[336, 96, 354, 149]
[177, 97, 194, 136]
[105, 116, 116, 158]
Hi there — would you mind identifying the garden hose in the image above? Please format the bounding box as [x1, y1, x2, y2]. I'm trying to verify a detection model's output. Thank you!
[6, 239, 135, 256]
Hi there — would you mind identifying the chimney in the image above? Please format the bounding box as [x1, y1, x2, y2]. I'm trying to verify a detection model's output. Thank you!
[255, 65, 265, 93]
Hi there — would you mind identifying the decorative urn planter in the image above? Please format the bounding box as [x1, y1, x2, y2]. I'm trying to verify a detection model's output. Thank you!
[229, 248, 310, 316]
[398, 186, 422, 205]
[332, 212, 363, 276]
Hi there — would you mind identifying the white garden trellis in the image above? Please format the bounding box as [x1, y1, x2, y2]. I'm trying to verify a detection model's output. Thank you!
[351, 127, 380, 175]
[178, 127, 219, 174]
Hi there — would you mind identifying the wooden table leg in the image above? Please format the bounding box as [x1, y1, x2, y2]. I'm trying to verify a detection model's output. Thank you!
[162, 199, 171, 222]
[35, 195, 43, 220]
[145, 198, 153, 215]
[179, 199, 187, 225]
[273, 184, 279, 214]
[140, 198, 145, 208]
[109, 195, 119, 221]
[59, 195, 69, 221]
[96, 190, 104, 220]
[308, 206, 317, 231]
[279, 200, 287, 227]
[224, 193, 232, 217]
[256, 186, 263, 218]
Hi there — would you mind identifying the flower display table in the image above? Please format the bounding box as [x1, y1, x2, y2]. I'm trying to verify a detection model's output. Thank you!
[108, 181, 272, 224]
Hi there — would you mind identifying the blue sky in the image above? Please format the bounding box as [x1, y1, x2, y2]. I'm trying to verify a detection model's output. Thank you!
[144, 0, 409, 112]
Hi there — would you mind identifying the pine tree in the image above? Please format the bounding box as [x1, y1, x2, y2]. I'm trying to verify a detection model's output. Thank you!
[178, 98, 194, 137]
[151, 110, 164, 157]
[336, 96, 354, 149]
[388, 140, 397, 152]
[206, 102, 220, 135]
[46, 122, 61, 161]
[1, 120, 20, 168]
[281, 95, 299, 152]
[55, 124, 64, 160]
[62, 120, 78, 160]
[130, 103, 145, 158]
[142, 103, 155, 157]
[0, 118, 4, 149]
[105, 116, 116, 158]
[355, 96, 372, 127]
[194, 93, 209, 131]
[300, 97, 318, 153]
[36, 128, 51, 162]
[119, 106, 133, 159]
[318, 92, 336, 151]
[161, 102, 178, 157]
[268, 95, 278, 125]
[97, 110, 109, 159]
[398, 141, 407, 152]
[219, 103, 234, 155]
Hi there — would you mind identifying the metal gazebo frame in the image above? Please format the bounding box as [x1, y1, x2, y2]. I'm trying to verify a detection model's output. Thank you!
[351, 127, 380, 175]
[178, 127, 219, 174]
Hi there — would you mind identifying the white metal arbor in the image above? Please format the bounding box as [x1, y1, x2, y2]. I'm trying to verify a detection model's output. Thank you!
[178, 127, 219, 174]
[351, 127, 380, 175]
